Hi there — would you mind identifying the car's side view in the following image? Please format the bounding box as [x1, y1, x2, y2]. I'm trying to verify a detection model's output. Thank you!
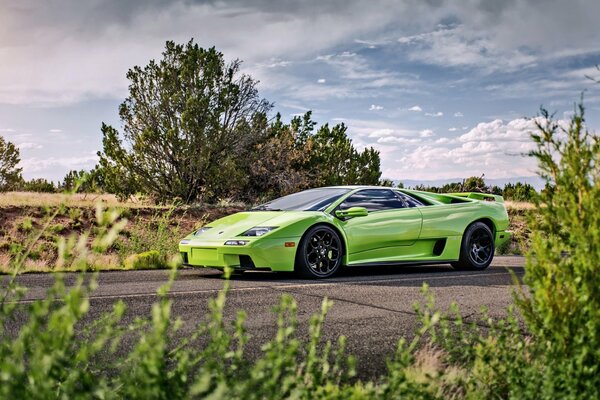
[179, 186, 511, 278]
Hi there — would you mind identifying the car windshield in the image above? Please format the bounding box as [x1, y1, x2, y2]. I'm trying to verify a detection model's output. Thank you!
[251, 188, 351, 211]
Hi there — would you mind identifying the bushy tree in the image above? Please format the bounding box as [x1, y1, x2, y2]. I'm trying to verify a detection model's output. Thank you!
[98, 40, 271, 203]
[243, 112, 382, 201]
[61, 168, 105, 193]
[244, 113, 313, 200]
[0, 135, 22, 191]
[20, 178, 56, 193]
[502, 182, 536, 201]
[309, 123, 381, 186]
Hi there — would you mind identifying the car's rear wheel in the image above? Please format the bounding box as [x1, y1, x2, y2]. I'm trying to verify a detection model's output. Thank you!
[452, 222, 494, 271]
[296, 225, 342, 278]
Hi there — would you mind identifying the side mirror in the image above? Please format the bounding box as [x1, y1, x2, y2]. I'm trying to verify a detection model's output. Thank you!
[335, 206, 368, 219]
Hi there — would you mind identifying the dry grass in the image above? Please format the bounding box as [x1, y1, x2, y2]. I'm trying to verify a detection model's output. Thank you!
[505, 200, 536, 211]
[0, 191, 166, 209]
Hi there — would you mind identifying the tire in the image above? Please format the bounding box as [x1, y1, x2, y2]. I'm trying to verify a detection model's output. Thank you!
[295, 225, 343, 279]
[451, 222, 495, 271]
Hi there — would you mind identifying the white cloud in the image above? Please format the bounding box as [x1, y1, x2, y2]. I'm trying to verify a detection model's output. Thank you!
[20, 155, 98, 172]
[380, 115, 573, 181]
[408, 105, 422, 112]
[369, 104, 384, 111]
[17, 142, 43, 150]
[462, 126, 469, 130]
[398, 24, 537, 72]
[435, 137, 455, 144]
[460, 118, 536, 142]
[377, 136, 421, 144]
[0, 128, 16, 132]
[448, 127, 457, 131]
[425, 111, 443, 117]
[317, 78, 326, 83]
[49, 129, 62, 133]
[454, 112, 464, 117]
[368, 129, 394, 138]
[256, 58, 291, 68]
[419, 129, 434, 137]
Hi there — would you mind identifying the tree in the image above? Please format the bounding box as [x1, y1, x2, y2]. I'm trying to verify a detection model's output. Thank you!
[61, 168, 105, 193]
[20, 178, 56, 193]
[0, 135, 22, 191]
[244, 113, 313, 200]
[309, 123, 381, 186]
[98, 40, 271, 203]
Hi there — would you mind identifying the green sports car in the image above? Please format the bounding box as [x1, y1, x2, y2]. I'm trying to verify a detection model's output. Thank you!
[179, 186, 511, 278]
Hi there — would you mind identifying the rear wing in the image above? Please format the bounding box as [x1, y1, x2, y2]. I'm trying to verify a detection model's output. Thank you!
[448, 192, 504, 203]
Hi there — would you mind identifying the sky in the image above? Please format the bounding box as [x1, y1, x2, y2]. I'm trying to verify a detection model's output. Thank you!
[1, 0, 600, 185]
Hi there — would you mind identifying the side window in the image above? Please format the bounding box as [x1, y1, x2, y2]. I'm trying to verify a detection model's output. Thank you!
[397, 192, 425, 207]
[339, 189, 406, 212]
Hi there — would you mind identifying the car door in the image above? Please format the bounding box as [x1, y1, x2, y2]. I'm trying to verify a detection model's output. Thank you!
[337, 189, 423, 265]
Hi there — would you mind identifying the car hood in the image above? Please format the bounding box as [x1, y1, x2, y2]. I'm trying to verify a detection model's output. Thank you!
[187, 211, 319, 240]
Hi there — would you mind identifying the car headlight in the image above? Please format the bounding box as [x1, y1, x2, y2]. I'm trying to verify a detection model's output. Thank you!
[241, 226, 278, 237]
[224, 240, 249, 246]
[194, 227, 212, 236]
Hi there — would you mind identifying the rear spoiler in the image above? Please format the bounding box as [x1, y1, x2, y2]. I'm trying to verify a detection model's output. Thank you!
[448, 192, 504, 203]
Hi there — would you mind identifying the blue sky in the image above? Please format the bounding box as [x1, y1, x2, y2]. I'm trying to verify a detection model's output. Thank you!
[1, 0, 600, 184]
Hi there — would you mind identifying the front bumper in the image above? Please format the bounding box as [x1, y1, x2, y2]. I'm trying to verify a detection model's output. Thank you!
[178, 236, 300, 272]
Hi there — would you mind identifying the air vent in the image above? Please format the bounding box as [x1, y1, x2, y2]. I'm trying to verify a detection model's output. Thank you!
[433, 239, 447, 256]
[239, 255, 256, 269]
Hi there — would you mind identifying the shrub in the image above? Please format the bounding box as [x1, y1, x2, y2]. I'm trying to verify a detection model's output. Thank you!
[124, 250, 165, 270]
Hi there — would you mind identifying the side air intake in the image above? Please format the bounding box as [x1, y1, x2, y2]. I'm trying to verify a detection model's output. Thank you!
[433, 239, 447, 256]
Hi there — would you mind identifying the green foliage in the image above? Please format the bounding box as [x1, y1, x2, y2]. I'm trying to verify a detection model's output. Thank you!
[124, 250, 166, 270]
[501, 182, 537, 201]
[18, 178, 57, 193]
[18, 217, 33, 232]
[117, 206, 182, 265]
[515, 103, 600, 398]
[0, 135, 22, 191]
[61, 168, 105, 193]
[244, 112, 382, 200]
[98, 40, 271, 203]
[309, 122, 381, 187]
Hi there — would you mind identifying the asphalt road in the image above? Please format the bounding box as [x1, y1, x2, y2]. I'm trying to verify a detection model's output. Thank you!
[4, 256, 525, 379]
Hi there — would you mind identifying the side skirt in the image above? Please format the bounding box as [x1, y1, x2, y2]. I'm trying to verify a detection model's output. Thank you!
[345, 259, 457, 268]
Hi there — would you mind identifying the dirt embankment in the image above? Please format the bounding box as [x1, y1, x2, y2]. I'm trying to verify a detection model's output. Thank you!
[0, 202, 244, 273]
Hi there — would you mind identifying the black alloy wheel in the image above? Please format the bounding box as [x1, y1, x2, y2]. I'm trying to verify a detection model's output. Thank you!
[452, 222, 495, 270]
[296, 225, 342, 278]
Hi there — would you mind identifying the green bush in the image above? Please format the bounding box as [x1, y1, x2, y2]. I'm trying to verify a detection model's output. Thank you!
[124, 250, 165, 270]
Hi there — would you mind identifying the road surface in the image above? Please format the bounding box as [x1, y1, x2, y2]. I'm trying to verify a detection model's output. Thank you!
[5, 256, 525, 379]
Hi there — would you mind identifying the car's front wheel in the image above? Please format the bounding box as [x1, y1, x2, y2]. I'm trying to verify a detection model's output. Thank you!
[296, 225, 342, 278]
[452, 222, 495, 271]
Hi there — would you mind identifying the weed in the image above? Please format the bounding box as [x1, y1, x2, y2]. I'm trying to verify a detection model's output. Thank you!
[17, 217, 33, 232]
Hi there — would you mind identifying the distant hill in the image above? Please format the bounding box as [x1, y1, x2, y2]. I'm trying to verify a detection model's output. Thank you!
[393, 176, 546, 191]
